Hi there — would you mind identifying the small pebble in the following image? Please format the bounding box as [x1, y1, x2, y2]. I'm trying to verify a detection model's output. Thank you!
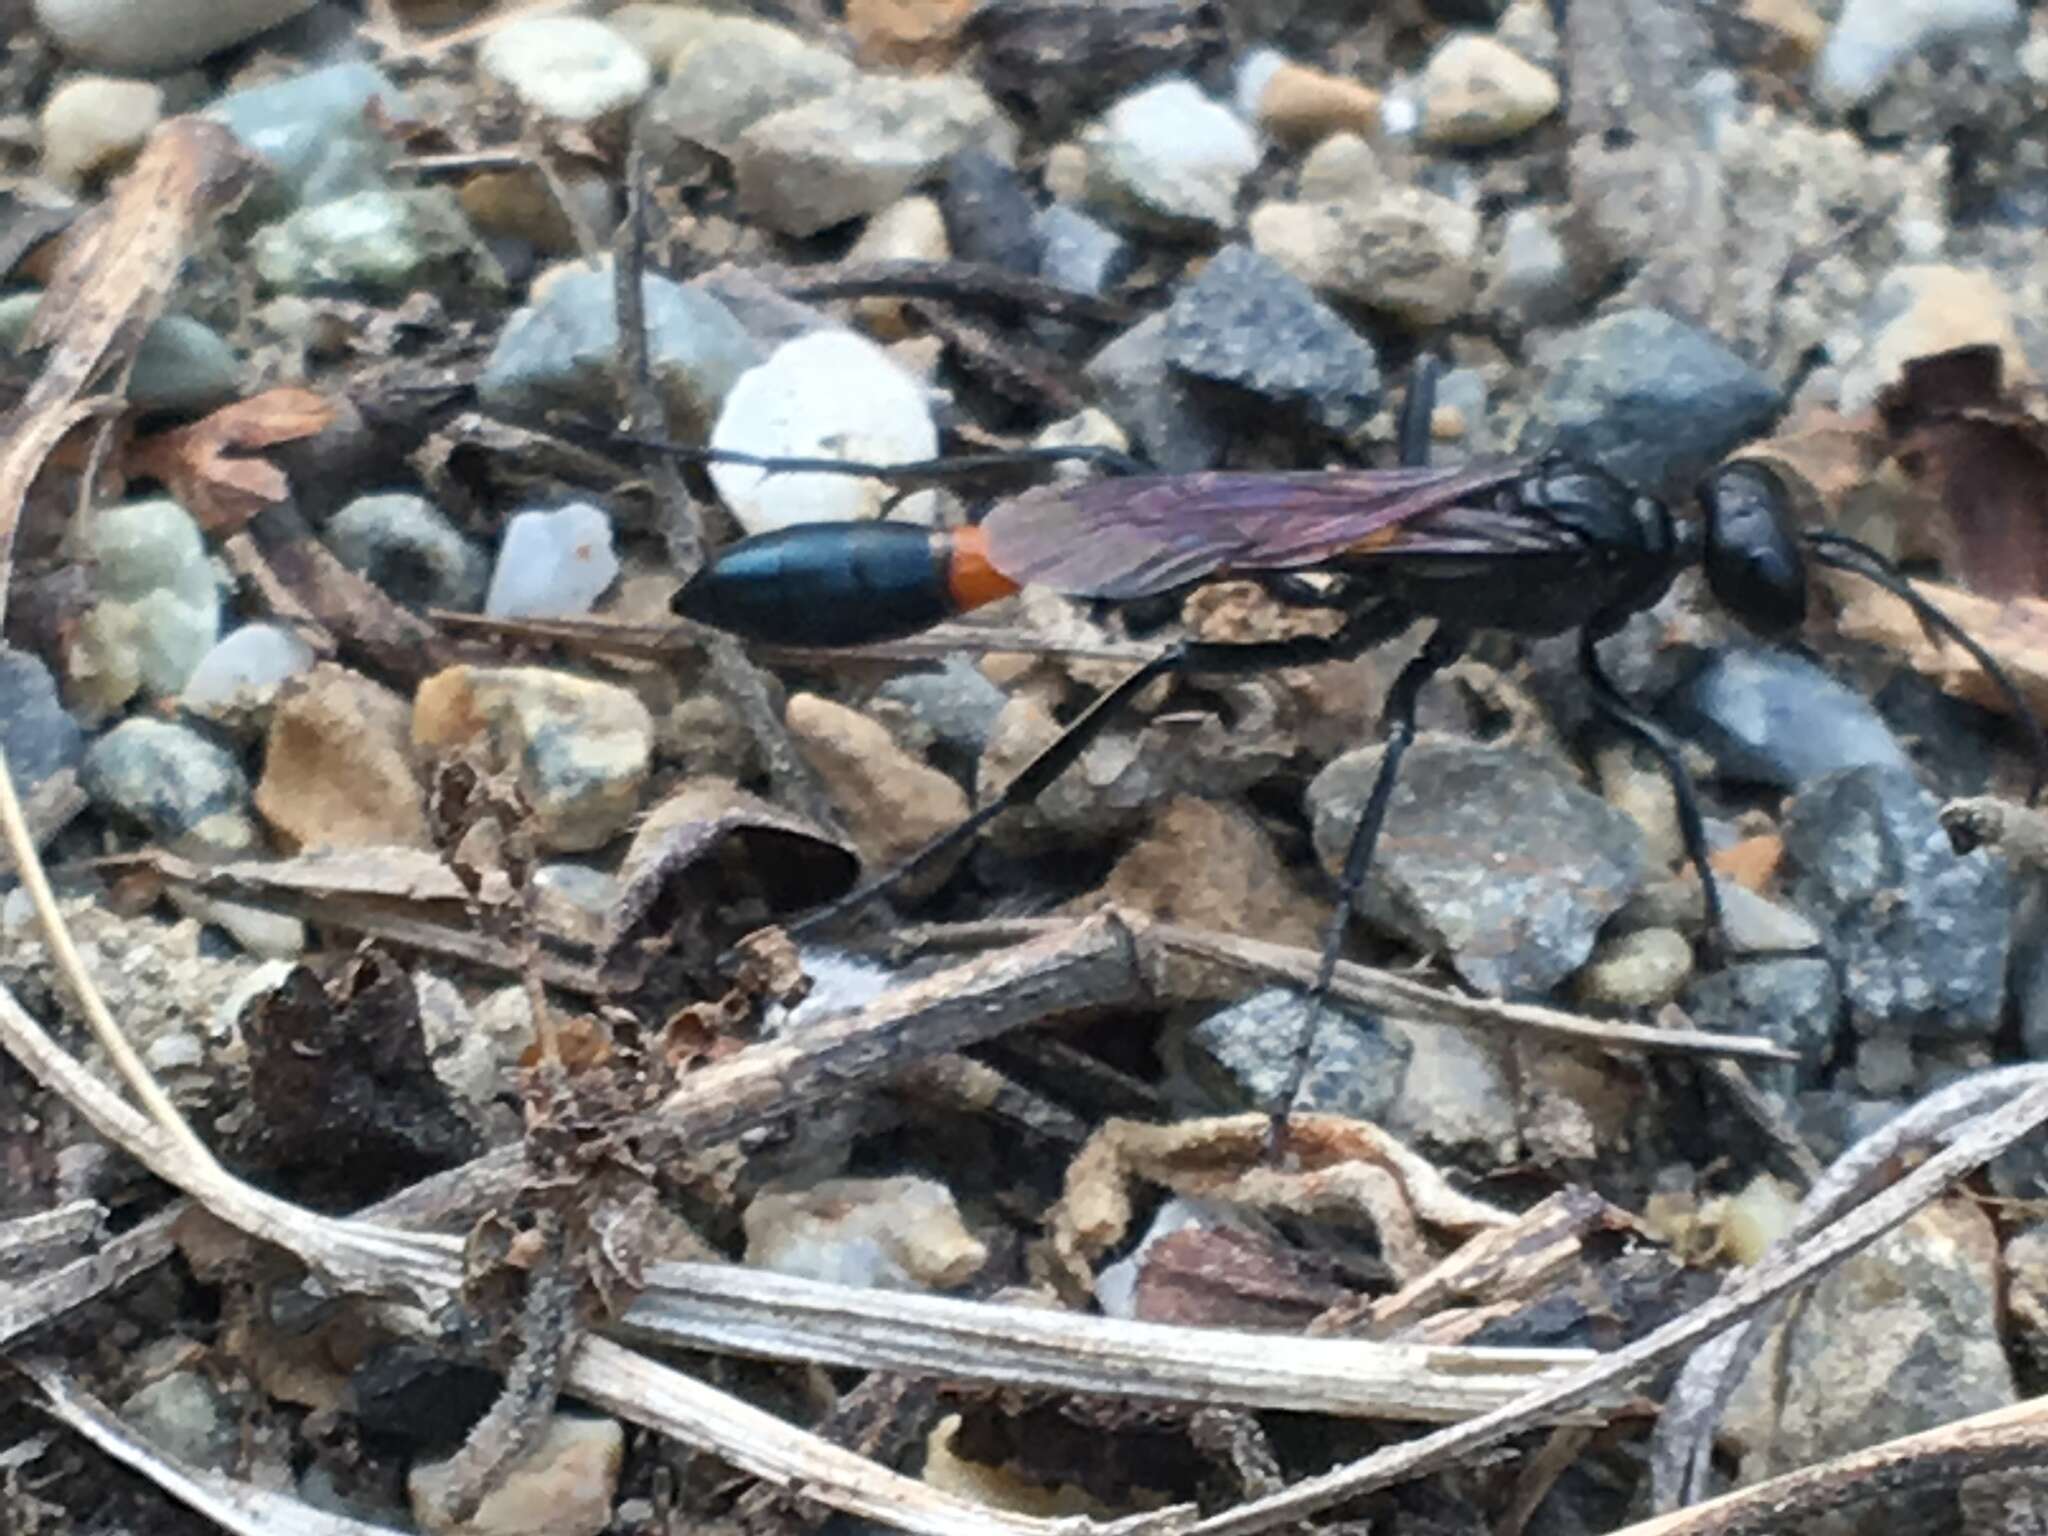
[1160, 241, 1381, 442]
[0, 298, 242, 415]
[255, 665, 431, 852]
[77, 499, 220, 704]
[411, 1415, 623, 1536]
[478, 16, 653, 123]
[1249, 185, 1481, 329]
[1574, 927, 1695, 1010]
[325, 492, 490, 612]
[1084, 312, 1228, 473]
[845, 196, 950, 335]
[1817, 0, 2021, 109]
[1419, 33, 1562, 145]
[40, 75, 161, 188]
[845, 0, 974, 70]
[745, 1176, 987, 1290]
[119, 1370, 237, 1467]
[1662, 648, 1911, 788]
[1484, 205, 1576, 326]
[36, 0, 312, 70]
[81, 718, 259, 857]
[252, 189, 498, 296]
[1082, 78, 1261, 234]
[1036, 202, 1131, 298]
[1165, 986, 1409, 1121]
[413, 667, 654, 852]
[209, 62, 410, 211]
[644, 14, 854, 153]
[182, 624, 317, 715]
[734, 73, 1015, 237]
[1237, 49, 1383, 146]
[484, 504, 620, 620]
[0, 647, 85, 795]
[478, 267, 758, 437]
[708, 330, 939, 533]
[785, 692, 969, 893]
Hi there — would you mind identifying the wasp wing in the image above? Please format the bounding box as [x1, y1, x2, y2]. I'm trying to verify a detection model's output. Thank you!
[978, 461, 1552, 599]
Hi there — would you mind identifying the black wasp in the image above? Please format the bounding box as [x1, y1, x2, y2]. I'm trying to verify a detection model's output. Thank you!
[670, 364, 2045, 1135]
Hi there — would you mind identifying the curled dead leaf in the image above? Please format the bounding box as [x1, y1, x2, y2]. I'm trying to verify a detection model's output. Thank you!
[126, 388, 339, 534]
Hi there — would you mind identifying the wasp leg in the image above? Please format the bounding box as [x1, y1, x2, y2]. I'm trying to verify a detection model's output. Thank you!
[786, 602, 1418, 943]
[1269, 623, 1468, 1160]
[1577, 629, 1730, 960]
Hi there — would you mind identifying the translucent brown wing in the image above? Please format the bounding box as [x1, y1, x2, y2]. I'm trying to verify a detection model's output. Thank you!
[977, 461, 1554, 599]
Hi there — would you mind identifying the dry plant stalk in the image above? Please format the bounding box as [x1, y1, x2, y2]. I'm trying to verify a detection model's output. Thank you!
[0, 118, 258, 631]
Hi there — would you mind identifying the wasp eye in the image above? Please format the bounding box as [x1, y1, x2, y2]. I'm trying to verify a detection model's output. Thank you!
[1699, 461, 1807, 635]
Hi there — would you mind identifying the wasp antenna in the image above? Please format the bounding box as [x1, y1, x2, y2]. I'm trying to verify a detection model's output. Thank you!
[1807, 531, 2048, 805]
[1399, 354, 1443, 470]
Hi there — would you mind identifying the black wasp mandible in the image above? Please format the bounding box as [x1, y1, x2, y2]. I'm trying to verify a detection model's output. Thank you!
[668, 367, 2045, 1135]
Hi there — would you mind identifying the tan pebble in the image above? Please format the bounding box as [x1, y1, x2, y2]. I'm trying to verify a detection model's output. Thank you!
[785, 692, 969, 891]
[1742, 0, 1826, 67]
[845, 0, 974, 71]
[1255, 60, 1382, 146]
[40, 75, 161, 188]
[1420, 34, 1561, 146]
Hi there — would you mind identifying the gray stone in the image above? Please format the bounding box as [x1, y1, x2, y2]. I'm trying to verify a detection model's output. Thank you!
[876, 656, 1010, 759]
[1661, 648, 1912, 789]
[734, 74, 1015, 237]
[1036, 203, 1132, 298]
[645, 14, 855, 153]
[120, 1369, 237, 1467]
[1084, 313, 1227, 473]
[1818, 0, 2022, 109]
[1783, 764, 2011, 1039]
[252, 188, 498, 296]
[478, 268, 757, 438]
[1165, 987, 1411, 1121]
[86, 498, 220, 700]
[1307, 739, 1649, 996]
[325, 493, 489, 611]
[210, 62, 410, 210]
[0, 647, 84, 795]
[1518, 308, 1781, 491]
[1683, 957, 1839, 1093]
[1724, 1200, 2013, 1534]
[1159, 242, 1381, 443]
[82, 719, 258, 856]
[1080, 78, 1259, 234]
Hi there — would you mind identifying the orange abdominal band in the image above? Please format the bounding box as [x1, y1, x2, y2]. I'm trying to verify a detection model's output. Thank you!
[944, 525, 1022, 613]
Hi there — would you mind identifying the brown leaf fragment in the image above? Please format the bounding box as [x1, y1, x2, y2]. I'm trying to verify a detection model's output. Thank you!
[1825, 568, 2048, 722]
[1876, 343, 2048, 601]
[1045, 1114, 1513, 1302]
[126, 388, 339, 535]
[242, 502, 452, 681]
[0, 118, 260, 629]
[1130, 1225, 1354, 1330]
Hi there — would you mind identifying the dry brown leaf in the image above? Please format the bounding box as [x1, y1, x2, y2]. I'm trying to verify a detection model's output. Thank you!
[1043, 1114, 1514, 1302]
[126, 388, 339, 534]
[1825, 567, 2048, 721]
[0, 118, 259, 629]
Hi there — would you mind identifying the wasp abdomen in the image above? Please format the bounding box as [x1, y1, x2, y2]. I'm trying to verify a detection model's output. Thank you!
[672, 522, 1018, 647]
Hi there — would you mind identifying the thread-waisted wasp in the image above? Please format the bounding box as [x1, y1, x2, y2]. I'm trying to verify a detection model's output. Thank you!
[665, 362, 2048, 1141]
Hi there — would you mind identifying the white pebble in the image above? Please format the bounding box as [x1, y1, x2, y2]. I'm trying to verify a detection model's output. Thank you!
[485, 504, 621, 619]
[1084, 78, 1261, 232]
[708, 330, 940, 533]
[182, 623, 315, 708]
[40, 75, 162, 187]
[479, 16, 653, 122]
